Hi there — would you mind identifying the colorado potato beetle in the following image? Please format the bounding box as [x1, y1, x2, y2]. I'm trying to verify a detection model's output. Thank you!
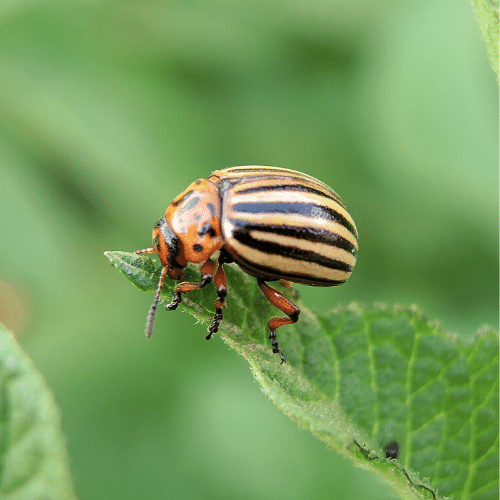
[135, 166, 358, 363]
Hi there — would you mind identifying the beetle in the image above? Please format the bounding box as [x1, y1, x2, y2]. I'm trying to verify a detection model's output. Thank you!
[135, 166, 358, 363]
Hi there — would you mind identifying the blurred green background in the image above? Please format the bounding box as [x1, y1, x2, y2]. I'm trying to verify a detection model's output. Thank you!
[0, 0, 497, 499]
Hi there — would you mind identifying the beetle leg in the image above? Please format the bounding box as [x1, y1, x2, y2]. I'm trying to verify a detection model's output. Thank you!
[257, 279, 300, 363]
[165, 259, 215, 311]
[206, 253, 228, 340]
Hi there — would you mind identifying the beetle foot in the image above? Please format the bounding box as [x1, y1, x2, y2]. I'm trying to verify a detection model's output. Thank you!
[206, 308, 223, 339]
[269, 331, 286, 363]
[166, 292, 181, 311]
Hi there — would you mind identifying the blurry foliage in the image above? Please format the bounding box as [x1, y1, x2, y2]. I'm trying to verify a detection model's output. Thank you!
[469, 0, 499, 81]
[0, 0, 497, 499]
[0, 324, 77, 500]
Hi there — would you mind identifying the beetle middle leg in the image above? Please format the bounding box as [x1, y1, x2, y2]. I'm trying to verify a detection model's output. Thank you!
[165, 259, 215, 311]
[257, 279, 300, 363]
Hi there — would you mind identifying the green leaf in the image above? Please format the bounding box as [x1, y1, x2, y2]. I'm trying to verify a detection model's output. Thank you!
[470, 0, 499, 82]
[106, 250, 499, 500]
[0, 324, 77, 500]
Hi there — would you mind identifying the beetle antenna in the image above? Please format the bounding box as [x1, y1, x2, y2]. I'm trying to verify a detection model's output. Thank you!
[145, 266, 169, 338]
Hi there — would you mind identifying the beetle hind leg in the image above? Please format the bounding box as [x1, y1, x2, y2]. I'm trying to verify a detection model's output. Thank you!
[257, 279, 300, 364]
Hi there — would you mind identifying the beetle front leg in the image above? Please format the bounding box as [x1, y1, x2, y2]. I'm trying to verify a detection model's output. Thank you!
[165, 259, 215, 311]
[257, 279, 300, 363]
[206, 253, 229, 340]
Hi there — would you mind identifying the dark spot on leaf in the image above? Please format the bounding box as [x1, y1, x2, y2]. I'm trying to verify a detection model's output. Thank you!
[384, 441, 399, 460]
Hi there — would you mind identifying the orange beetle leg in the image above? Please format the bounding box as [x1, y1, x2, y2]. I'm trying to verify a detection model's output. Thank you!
[258, 279, 300, 364]
[206, 253, 229, 340]
[166, 259, 215, 311]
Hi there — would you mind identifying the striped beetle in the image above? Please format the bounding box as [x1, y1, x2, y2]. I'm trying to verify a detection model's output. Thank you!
[136, 166, 358, 363]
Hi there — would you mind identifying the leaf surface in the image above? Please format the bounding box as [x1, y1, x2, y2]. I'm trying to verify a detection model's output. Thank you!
[106, 250, 499, 500]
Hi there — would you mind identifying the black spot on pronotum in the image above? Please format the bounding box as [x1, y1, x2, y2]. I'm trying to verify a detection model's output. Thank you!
[193, 244, 203, 252]
[198, 222, 217, 238]
[207, 202, 216, 217]
[179, 196, 200, 214]
[384, 441, 399, 459]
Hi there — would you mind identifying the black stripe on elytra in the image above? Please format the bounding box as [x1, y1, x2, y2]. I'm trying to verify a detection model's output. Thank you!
[231, 228, 353, 273]
[234, 182, 346, 207]
[229, 219, 357, 257]
[224, 167, 295, 175]
[232, 202, 358, 239]
[231, 251, 346, 286]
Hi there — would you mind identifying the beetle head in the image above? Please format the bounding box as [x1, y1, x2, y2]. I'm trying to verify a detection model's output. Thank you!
[152, 217, 183, 279]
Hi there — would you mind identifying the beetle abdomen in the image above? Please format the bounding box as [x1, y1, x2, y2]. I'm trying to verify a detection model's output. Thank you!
[211, 166, 358, 286]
